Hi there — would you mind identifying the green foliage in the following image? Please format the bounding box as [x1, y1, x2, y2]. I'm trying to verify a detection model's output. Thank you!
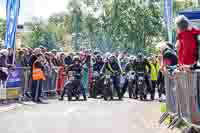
[106, 0, 165, 54]
[173, 0, 197, 15]
[0, 18, 6, 41]
[24, 0, 194, 54]
[22, 18, 58, 50]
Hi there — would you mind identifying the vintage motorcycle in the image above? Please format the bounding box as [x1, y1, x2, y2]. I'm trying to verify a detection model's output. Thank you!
[136, 72, 147, 101]
[103, 73, 114, 100]
[127, 71, 136, 98]
[91, 71, 104, 98]
[64, 71, 83, 101]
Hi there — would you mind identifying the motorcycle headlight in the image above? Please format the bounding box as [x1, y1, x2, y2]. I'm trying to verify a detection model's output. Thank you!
[138, 77, 144, 80]
[106, 75, 110, 78]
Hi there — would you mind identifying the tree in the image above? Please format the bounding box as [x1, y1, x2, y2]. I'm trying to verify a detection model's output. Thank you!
[48, 12, 73, 48]
[0, 18, 6, 41]
[22, 18, 58, 50]
[106, 0, 164, 54]
[173, 0, 197, 15]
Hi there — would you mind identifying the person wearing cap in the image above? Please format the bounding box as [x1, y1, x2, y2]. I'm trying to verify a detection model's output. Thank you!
[39, 46, 46, 53]
[157, 42, 178, 104]
[51, 49, 57, 56]
[156, 42, 178, 72]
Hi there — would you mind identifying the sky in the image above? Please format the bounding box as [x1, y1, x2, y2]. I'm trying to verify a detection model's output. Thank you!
[0, 0, 69, 23]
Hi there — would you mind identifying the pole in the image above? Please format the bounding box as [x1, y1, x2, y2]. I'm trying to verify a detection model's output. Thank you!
[12, 0, 20, 65]
[165, 0, 173, 44]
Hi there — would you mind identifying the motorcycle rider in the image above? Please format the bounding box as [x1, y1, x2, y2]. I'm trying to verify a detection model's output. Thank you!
[125, 56, 136, 73]
[103, 54, 127, 100]
[91, 55, 105, 97]
[59, 56, 87, 101]
[133, 53, 152, 100]
[125, 56, 137, 98]
[93, 55, 104, 73]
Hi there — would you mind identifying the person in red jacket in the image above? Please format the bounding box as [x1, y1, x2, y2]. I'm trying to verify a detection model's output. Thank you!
[175, 15, 200, 65]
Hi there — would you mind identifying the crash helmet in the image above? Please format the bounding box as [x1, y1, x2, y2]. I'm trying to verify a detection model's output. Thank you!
[73, 56, 80, 63]
[136, 53, 144, 62]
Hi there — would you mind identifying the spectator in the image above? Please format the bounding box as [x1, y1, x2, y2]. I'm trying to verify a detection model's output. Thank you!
[43, 53, 53, 95]
[31, 53, 46, 103]
[29, 48, 41, 67]
[175, 15, 200, 65]
[7, 48, 14, 64]
[0, 49, 9, 83]
[51, 49, 57, 56]
[64, 55, 73, 65]
[157, 42, 177, 70]
[51, 50, 58, 66]
[24, 48, 32, 66]
[157, 42, 178, 111]
[56, 53, 66, 95]
[16, 50, 25, 66]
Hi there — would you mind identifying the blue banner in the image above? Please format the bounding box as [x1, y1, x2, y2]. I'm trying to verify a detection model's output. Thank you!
[4, 0, 20, 48]
[6, 65, 23, 88]
[164, 0, 173, 43]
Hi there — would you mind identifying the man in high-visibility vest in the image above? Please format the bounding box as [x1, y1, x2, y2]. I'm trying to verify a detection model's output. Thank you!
[32, 54, 46, 103]
[149, 57, 160, 100]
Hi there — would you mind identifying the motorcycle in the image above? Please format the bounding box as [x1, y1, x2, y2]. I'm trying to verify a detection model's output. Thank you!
[127, 71, 136, 98]
[115, 72, 127, 99]
[103, 73, 113, 100]
[91, 71, 104, 98]
[136, 72, 147, 100]
[64, 71, 82, 101]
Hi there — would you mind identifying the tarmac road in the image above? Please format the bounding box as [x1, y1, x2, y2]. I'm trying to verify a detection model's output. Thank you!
[0, 98, 180, 133]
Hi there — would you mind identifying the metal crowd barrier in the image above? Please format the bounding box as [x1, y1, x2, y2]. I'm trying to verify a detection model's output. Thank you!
[175, 71, 200, 132]
[160, 70, 200, 132]
[159, 74, 179, 128]
[0, 66, 62, 101]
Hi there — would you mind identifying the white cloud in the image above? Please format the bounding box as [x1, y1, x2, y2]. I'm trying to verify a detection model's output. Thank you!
[34, 0, 69, 18]
[18, 0, 69, 24]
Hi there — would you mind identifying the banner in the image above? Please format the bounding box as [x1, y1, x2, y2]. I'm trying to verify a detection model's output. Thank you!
[6, 66, 22, 88]
[4, 0, 20, 48]
[164, 0, 173, 43]
[6, 65, 23, 98]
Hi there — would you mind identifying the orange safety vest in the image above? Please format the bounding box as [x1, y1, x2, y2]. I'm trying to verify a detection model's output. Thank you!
[32, 62, 46, 80]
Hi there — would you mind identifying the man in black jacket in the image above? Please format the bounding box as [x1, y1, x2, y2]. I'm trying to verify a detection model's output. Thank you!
[132, 53, 152, 100]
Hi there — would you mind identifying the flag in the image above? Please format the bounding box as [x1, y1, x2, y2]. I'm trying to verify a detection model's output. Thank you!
[4, 0, 20, 48]
[164, 0, 173, 43]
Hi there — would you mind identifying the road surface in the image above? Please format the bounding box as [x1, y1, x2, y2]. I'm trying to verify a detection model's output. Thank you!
[0, 98, 179, 133]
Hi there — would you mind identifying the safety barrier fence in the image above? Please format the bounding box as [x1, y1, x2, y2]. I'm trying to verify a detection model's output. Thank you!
[159, 70, 200, 132]
[0, 66, 65, 101]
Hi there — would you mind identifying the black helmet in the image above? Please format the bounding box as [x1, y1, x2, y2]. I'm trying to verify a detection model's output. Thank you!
[73, 56, 80, 62]
[137, 53, 143, 59]
[96, 54, 103, 61]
